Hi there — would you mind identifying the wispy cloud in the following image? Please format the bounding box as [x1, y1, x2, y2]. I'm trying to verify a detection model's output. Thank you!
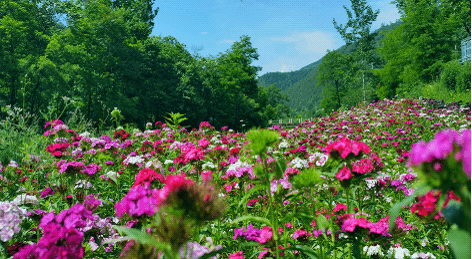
[201, 32, 209, 35]
[219, 39, 235, 44]
[269, 30, 339, 55]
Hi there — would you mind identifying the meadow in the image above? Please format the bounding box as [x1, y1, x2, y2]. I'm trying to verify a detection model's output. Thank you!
[0, 97, 470, 259]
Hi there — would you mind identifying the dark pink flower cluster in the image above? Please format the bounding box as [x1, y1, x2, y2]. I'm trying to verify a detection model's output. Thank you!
[410, 190, 461, 218]
[39, 187, 54, 198]
[408, 129, 471, 178]
[58, 161, 85, 174]
[115, 183, 159, 218]
[154, 174, 195, 205]
[340, 214, 390, 237]
[14, 222, 84, 259]
[81, 164, 101, 175]
[14, 204, 93, 259]
[325, 137, 371, 159]
[46, 142, 70, 157]
[132, 168, 164, 188]
[233, 224, 273, 244]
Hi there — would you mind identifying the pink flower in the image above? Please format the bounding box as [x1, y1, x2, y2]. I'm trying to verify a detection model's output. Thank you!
[256, 226, 273, 244]
[229, 251, 244, 259]
[40, 187, 55, 198]
[335, 166, 352, 181]
[132, 168, 164, 188]
[333, 203, 347, 212]
[183, 147, 204, 162]
[198, 138, 210, 148]
[326, 137, 370, 159]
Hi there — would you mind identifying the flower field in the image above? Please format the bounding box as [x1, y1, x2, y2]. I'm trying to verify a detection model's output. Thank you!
[0, 97, 470, 259]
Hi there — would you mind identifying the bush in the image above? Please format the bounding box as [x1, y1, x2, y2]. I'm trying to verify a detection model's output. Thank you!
[456, 61, 471, 92]
[440, 60, 462, 90]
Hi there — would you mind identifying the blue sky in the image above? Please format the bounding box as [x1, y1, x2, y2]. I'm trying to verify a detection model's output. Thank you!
[150, 0, 400, 76]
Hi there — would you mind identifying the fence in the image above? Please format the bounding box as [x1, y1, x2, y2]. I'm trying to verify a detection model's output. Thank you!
[268, 118, 314, 128]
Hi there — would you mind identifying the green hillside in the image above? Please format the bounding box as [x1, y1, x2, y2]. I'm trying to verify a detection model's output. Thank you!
[258, 22, 399, 112]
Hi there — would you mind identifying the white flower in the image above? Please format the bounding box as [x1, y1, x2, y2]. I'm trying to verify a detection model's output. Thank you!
[421, 238, 429, 247]
[79, 131, 91, 137]
[164, 160, 174, 165]
[75, 180, 94, 190]
[364, 245, 384, 257]
[278, 141, 289, 149]
[387, 247, 410, 259]
[366, 179, 377, 189]
[12, 194, 39, 206]
[107, 171, 119, 179]
[202, 162, 216, 169]
[291, 157, 309, 169]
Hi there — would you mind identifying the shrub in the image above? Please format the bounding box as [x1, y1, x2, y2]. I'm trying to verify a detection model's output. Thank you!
[440, 60, 462, 90]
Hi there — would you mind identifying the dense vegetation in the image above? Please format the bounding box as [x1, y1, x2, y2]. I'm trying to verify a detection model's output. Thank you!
[258, 0, 471, 117]
[0, 0, 290, 131]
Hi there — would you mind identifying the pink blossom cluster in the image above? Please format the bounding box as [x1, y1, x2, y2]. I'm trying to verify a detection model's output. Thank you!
[15, 204, 93, 259]
[410, 190, 460, 218]
[408, 129, 471, 178]
[233, 224, 273, 244]
[325, 137, 371, 159]
[115, 183, 159, 218]
[340, 214, 390, 236]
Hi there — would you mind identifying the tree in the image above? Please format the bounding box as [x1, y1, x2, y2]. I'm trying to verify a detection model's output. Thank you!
[316, 50, 352, 110]
[0, 0, 57, 111]
[212, 35, 262, 130]
[258, 83, 290, 120]
[333, 0, 379, 102]
[375, 0, 470, 98]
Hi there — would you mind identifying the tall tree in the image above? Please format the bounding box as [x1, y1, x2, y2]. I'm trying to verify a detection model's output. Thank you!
[333, 0, 379, 102]
[317, 50, 353, 111]
[0, 0, 57, 110]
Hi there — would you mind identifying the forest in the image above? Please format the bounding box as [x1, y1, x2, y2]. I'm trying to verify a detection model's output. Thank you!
[0, 0, 290, 131]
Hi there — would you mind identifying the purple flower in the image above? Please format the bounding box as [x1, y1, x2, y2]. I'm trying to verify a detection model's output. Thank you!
[81, 164, 101, 175]
[114, 184, 158, 218]
[59, 161, 85, 174]
[40, 187, 55, 198]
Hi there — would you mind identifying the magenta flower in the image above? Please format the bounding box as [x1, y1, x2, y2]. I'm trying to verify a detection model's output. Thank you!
[335, 166, 352, 181]
[59, 161, 85, 174]
[40, 187, 54, 198]
[115, 183, 159, 218]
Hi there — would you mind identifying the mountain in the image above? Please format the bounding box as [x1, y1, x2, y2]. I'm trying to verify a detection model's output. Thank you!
[257, 21, 401, 113]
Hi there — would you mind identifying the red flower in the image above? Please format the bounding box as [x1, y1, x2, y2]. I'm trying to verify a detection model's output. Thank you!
[230, 147, 240, 155]
[132, 168, 164, 188]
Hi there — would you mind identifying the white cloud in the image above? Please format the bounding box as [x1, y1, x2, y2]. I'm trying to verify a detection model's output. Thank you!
[370, 0, 401, 30]
[219, 39, 235, 44]
[269, 30, 339, 55]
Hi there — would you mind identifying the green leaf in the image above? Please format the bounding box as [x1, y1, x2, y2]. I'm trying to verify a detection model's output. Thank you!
[442, 200, 466, 229]
[447, 227, 471, 259]
[237, 185, 266, 209]
[281, 212, 316, 223]
[315, 214, 330, 230]
[232, 215, 272, 227]
[112, 226, 170, 251]
[273, 157, 287, 180]
[283, 244, 318, 258]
